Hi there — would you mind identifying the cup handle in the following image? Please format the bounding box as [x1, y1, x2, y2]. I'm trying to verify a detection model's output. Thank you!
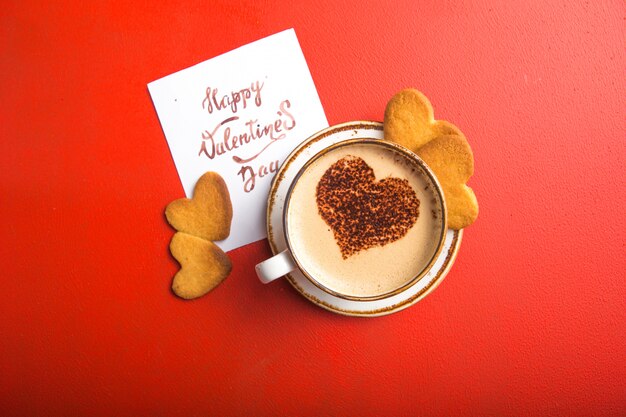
[255, 250, 297, 284]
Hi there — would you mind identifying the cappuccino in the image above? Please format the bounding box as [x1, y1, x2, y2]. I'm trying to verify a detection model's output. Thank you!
[286, 141, 446, 299]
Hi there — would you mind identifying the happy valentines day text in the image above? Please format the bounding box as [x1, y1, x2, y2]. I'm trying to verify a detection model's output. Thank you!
[199, 80, 296, 193]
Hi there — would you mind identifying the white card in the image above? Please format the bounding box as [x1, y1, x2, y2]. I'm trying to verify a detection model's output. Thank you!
[149, 29, 328, 251]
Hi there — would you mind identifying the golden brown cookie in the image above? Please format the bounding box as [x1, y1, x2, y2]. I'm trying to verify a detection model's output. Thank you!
[415, 135, 479, 229]
[169, 232, 232, 300]
[384, 88, 463, 152]
[165, 172, 233, 241]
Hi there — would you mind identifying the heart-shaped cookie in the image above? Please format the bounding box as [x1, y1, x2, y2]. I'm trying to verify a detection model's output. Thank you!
[384, 88, 478, 229]
[316, 155, 420, 258]
[169, 232, 232, 300]
[165, 172, 233, 241]
[384, 88, 463, 152]
[415, 135, 478, 229]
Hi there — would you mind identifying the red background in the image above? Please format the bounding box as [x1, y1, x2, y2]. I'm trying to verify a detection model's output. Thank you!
[1, 1, 625, 416]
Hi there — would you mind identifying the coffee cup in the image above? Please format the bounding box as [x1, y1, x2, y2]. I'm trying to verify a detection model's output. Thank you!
[256, 138, 447, 301]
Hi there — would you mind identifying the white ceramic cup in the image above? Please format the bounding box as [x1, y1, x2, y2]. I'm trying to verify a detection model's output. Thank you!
[255, 138, 447, 301]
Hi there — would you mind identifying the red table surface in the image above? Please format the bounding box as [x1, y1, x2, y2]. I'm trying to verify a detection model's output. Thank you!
[1, 1, 625, 416]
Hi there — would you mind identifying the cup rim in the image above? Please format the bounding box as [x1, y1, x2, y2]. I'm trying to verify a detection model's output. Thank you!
[282, 138, 448, 302]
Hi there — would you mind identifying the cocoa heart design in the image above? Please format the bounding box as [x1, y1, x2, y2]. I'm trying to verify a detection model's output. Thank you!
[316, 156, 420, 259]
[165, 172, 233, 241]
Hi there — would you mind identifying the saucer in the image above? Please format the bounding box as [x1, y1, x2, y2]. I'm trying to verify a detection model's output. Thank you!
[266, 121, 462, 317]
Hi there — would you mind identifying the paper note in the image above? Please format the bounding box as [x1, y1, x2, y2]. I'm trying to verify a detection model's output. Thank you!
[149, 29, 328, 251]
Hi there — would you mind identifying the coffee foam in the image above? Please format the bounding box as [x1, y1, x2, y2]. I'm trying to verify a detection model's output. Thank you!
[287, 142, 444, 298]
